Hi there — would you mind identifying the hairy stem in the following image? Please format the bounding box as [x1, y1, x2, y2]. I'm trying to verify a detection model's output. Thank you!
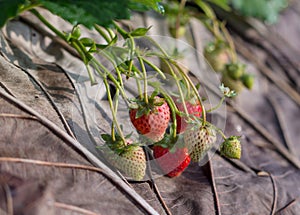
[30, 9, 66, 40]
[94, 24, 111, 43]
[207, 97, 225, 113]
[175, 0, 187, 38]
[138, 57, 148, 103]
[141, 57, 166, 79]
[160, 59, 189, 116]
[221, 22, 237, 63]
[103, 78, 125, 142]
[173, 63, 207, 123]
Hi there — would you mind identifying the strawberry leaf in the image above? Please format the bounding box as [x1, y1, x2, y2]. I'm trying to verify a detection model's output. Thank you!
[0, 0, 163, 29]
[230, 0, 288, 23]
[135, 107, 148, 119]
[101, 134, 112, 142]
[0, 0, 27, 27]
[39, 0, 131, 29]
[129, 27, 151, 37]
[129, 0, 164, 14]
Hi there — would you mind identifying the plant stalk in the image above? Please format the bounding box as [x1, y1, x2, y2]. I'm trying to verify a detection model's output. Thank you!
[30, 9, 66, 40]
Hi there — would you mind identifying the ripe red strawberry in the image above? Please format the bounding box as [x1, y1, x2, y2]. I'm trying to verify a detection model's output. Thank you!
[101, 134, 146, 181]
[153, 145, 190, 177]
[129, 96, 170, 142]
[184, 124, 217, 162]
[175, 100, 202, 134]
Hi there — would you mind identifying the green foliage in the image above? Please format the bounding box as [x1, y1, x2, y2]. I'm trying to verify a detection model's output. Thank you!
[129, 0, 164, 14]
[0, 0, 163, 29]
[0, 0, 27, 27]
[40, 0, 131, 28]
[129, 27, 151, 37]
[230, 0, 288, 23]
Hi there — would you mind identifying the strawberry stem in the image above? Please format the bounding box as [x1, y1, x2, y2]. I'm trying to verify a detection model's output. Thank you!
[105, 27, 115, 40]
[99, 51, 124, 89]
[173, 63, 207, 123]
[138, 57, 149, 104]
[32, 10, 129, 103]
[175, 0, 187, 38]
[103, 78, 126, 143]
[207, 97, 225, 113]
[141, 57, 166, 80]
[135, 73, 143, 99]
[94, 24, 111, 43]
[220, 23, 237, 63]
[212, 125, 227, 140]
[160, 58, 189, 116]
[91, 59, 128, 103]
[30, 9, 66, 40]
[164, 95, 178, 139]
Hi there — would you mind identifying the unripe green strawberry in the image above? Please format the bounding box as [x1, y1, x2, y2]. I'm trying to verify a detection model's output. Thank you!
[226, 63, 245, 80]
[101, 134, 146, 181]
[241, 74, 254, 89]
[220, 136, 241, 159]
[204, 42, 230, 72]
[221, 70, 244, 94]
[184, 124, 217, 162]
[111, 144, 146, 181]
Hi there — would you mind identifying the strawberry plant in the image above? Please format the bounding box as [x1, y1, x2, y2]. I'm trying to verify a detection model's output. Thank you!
[0, 0, 245, 179]
[163, 0, 256, 94]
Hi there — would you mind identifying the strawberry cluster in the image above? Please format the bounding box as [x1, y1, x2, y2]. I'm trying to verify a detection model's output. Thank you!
[100, 85, 242, 181]
[204, 40, 254, 94]
[95, 30, 243, 181]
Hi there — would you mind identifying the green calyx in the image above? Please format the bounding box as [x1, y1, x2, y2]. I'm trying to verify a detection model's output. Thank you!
[172, 80, 199, 105]
[204, 40, 228, 54]
[225, 63, 245, 80]
[221, 62, 254, 93]
[130, 92, 165, 119]
[154, 128, 185, 153]
[220, 136, 241, 159]
[101, 133, 139, 154]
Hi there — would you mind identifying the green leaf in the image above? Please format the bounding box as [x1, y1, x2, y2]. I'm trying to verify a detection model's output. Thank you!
[80, 37, 95, 47]
[0, 0, 164, 30]
[40, 0, 131, 29]
[230, 0, 288, 23]
[130, 27, 151, 37]
[129, 0, 164, 14]
[0, 0, 28, 27]
[101, 134, 112, 142]
[135, 107, 146, 119]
